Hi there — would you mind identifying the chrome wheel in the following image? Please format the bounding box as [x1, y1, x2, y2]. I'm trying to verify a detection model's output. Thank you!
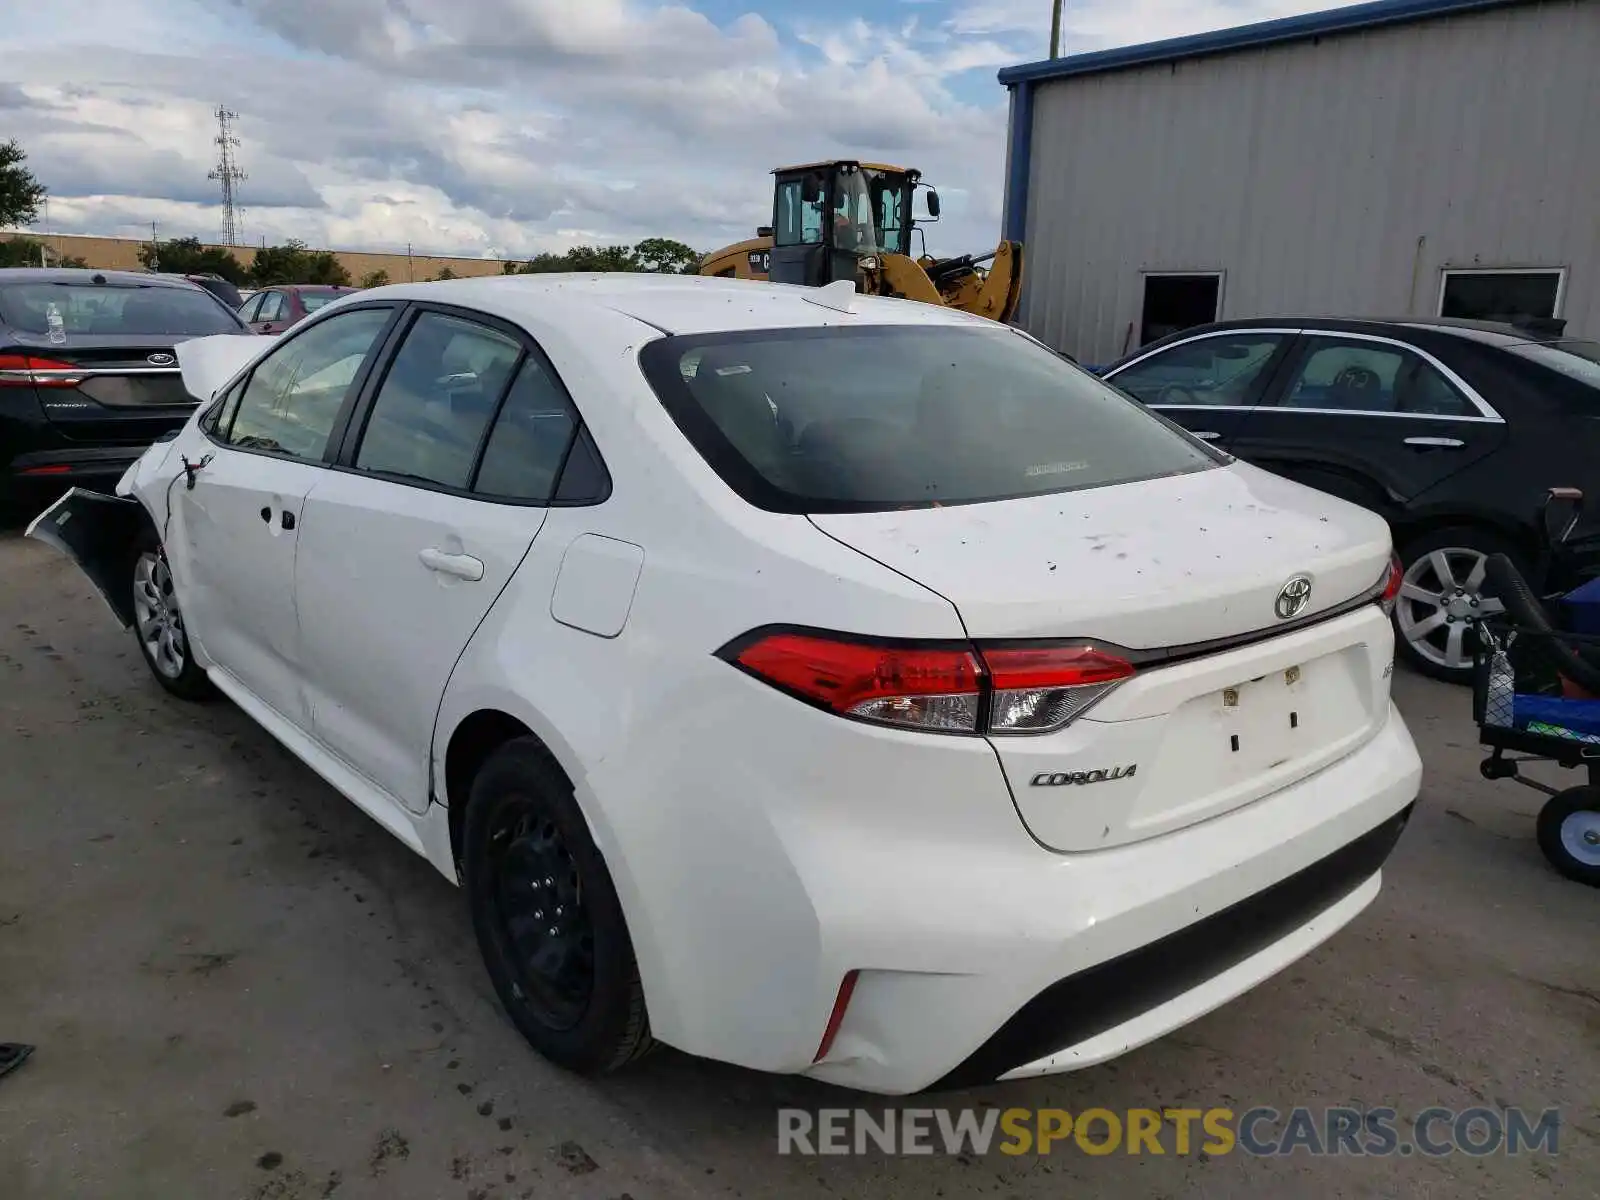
[1561, 809, 1600, 869]
[132, 550, 186, 680]
[1396, 547, 1503, 673]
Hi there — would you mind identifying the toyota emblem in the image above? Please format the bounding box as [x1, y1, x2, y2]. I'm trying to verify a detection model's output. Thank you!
[147, 352, 176, 366]
[1275, 576, 1313, 620]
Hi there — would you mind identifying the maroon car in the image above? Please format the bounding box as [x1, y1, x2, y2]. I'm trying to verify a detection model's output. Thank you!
[239, 284, 354, 334]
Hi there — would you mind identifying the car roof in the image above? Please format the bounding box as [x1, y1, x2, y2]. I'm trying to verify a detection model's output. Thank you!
[352, 273, 993, 336]
[0, 267, 201, 290]
[1124, 315, 1571, 357]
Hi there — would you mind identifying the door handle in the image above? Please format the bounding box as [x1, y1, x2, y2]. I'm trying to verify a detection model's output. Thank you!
[1403, 436, 1465, 449]
[418, 547, 484, 581]
[1192, 431, 1222, 441]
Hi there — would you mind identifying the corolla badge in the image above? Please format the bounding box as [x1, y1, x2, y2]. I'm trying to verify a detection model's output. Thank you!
[147, 352, 176, 366]
[1275, 575, 1313, 620]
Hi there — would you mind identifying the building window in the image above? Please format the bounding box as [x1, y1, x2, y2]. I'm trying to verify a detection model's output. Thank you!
[1439, 269, 1564, 324]
[1140, 273, 1223, 346]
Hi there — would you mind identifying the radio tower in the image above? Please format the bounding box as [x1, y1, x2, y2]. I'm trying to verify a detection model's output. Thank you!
[208, 106, 247, 246]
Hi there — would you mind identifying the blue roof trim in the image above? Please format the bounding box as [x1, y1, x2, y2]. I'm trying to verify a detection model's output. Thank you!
[997, 0, 1531, 86]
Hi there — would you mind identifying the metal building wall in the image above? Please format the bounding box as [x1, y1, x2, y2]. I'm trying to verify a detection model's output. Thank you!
[1016, 0, 1600, 364]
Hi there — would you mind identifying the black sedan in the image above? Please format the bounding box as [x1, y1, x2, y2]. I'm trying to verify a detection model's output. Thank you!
[1099, 316, 1600, 682]
[0, 268, 246, 517]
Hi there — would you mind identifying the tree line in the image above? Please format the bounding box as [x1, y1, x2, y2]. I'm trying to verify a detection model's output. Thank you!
[1, 137, 706, 282]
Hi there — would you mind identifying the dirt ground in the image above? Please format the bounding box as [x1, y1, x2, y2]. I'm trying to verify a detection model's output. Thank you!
[0, 530, 1596, 1200]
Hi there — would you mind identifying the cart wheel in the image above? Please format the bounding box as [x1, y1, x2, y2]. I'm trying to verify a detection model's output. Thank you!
[1535, 786, 1600, 887]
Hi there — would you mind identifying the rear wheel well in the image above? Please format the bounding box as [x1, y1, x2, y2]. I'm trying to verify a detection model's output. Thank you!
[1393, 512, 1533, 560]
[443, 709, 542, 867]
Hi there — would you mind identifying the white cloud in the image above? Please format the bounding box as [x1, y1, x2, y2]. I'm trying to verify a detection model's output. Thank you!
[4, 1, 1354, 259]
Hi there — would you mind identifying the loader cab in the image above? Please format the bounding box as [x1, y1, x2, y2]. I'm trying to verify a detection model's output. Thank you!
[769, 161, 925, 289]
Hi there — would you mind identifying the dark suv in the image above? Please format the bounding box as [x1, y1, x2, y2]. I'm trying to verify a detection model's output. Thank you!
[0, 268, 246, 516]
[1100, 317, 1600, 682]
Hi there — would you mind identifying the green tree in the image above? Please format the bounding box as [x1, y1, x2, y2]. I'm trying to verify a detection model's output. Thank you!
[359, 269, 390, 289]
[0, 141, 46, 228]
[250, 240, 310, 285]
[632, 237, 700, 274]
[302, 250, 351, 286]
[138, 237, 247, 283]
[434, 266, 458, 281]
[0, 237, 45, 268]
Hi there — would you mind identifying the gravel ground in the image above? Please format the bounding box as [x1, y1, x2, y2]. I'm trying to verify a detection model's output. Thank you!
[0, 530, 1596, 1200]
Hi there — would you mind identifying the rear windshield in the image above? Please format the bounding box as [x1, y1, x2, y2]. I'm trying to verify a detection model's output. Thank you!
[638, 325, 1218, 513]
[1506, 339, 1600, 391]
[301, 292, 344, 313]
[0, 283, 241, 337]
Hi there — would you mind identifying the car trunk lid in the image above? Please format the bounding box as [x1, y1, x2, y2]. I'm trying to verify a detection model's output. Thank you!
[810, 464, 1398, 851]
[3, 338, 196, 444]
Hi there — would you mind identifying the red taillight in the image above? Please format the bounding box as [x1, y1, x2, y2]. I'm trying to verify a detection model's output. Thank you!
[727, 631, 1134, 735]
[1379, 554, 1403, 616]
[732, 633, 983, 733]
[0, 353, 86, 387]
[981, 644, 1137, 733]
[813, 969, 860, 1062]
[20, 464, 72, 475]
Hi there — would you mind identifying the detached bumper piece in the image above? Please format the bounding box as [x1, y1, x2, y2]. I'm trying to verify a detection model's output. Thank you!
[25, 487, 147, 629]
[933, 805, 1414, 1091]
[0, 1043, 34, 1083]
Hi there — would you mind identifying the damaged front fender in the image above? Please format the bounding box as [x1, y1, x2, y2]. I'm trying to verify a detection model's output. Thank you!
[26, 488, 148, 629]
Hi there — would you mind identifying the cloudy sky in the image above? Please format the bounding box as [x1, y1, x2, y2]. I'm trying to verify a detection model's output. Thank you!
[6, 1, 1350, 261]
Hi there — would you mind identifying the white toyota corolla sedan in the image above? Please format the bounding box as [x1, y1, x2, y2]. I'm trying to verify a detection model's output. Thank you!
[29, 274, 1421, 1094]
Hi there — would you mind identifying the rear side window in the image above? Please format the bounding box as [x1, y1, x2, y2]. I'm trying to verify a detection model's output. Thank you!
[639, 325, 1217, 513]
[1280, 338, 1472, 417]
[0, 283, 240, 337]
[354, 312, 522, 489]
[473, 357, 579, 502]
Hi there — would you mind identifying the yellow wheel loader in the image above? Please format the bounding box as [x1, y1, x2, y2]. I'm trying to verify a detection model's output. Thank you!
[698, 161, 1023, 323]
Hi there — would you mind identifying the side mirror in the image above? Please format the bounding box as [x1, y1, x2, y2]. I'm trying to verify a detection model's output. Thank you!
[1542, 487, 1585, 548]
[756, 226, 773, 239]
[925, 188, 941, 218]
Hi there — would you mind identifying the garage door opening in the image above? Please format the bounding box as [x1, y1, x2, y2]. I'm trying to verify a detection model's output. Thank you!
[1141, 274, 1222, 346]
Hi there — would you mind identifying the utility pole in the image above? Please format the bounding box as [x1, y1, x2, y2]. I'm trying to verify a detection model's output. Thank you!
[407, 242, 415, 282]
[1050, 0, 1064, 58]
[149, 221, 160, 271]
[209, 106, 248, 246]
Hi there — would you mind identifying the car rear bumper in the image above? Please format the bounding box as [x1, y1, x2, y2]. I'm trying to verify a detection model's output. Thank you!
[790, 704, 1420, 1094]
[8, 446, 148, 502]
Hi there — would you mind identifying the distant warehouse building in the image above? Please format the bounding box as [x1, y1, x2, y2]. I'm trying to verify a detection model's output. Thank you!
[997, 0, 1600, 364]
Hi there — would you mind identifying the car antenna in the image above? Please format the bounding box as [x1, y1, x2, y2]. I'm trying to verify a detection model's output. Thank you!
[802, 279, 858, 315]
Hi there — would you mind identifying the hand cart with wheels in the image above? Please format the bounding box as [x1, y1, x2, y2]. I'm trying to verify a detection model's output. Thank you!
[1472, 487, 1600, 886]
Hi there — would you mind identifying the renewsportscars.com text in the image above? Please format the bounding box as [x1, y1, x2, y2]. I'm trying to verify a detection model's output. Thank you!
[777, 1106, 1561, 1158]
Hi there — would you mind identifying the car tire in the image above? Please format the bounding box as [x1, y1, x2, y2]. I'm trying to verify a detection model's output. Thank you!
[462, 737, 653, 1075]
[1394, 526, 1527, 685]
[130, 529, 216, 701]
[1536, 786, 1600, 887]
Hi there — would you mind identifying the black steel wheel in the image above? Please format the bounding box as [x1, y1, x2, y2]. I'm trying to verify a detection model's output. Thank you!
[463, 737, 652, 1073]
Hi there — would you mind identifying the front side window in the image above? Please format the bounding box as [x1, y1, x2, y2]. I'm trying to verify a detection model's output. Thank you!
[1281, 338, 1472, 416]
[640, 325, 1217, 514]
[224, 307, 392, 459]
[1112, 334, 1285, 407]
[354, 311, 522, 489]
